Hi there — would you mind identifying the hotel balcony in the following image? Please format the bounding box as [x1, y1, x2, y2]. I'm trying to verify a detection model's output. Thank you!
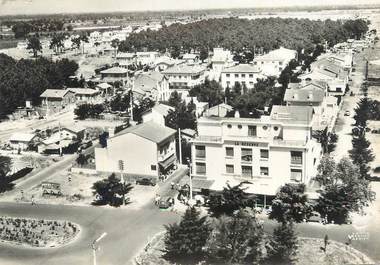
[193, 135, 222, 144]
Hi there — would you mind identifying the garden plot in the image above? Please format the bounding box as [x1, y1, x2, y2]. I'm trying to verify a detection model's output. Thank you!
[0, 217, 80, 248]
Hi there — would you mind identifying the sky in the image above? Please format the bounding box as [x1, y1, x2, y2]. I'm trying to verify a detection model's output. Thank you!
[1, 0, 380, 15]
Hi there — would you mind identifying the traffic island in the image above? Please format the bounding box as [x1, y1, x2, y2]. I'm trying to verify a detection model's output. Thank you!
[0, 216, 80, 248]
[135, 234, 374, 265]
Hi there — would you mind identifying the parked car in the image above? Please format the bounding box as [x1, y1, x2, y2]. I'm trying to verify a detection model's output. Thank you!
[79, 141, 92, 151]
[136, 178, 156, 186]
[344, 110, 351, 116]
[366, 175, 380, 182]
[158, 197, 173, 209]
[308, 212, 323, 223]
[371, 129, 380, 134]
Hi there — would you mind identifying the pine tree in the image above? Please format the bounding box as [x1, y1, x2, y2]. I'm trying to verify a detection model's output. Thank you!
[353, 96, 370, 129]
[164, 207, 211, 263]
[265, 222, 298, 265]
[349, 132, 375, 178]
[207, 209, 263, 264]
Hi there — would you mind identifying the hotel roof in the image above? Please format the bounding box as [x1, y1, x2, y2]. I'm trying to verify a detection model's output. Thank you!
[270, 105, 313, 125]
[221, 64, 261, 73]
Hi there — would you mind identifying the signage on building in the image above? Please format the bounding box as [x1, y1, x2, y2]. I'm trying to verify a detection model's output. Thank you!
[232, 141, 267, 147]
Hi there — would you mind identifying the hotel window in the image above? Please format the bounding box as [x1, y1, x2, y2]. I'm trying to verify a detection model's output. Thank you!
[260, 167, 269, 176]
[290, 169, 302, 182]
[238, 125, 242, 129]
[249, 81, 254, 86]
[235, 74, 239, 78]
[196, 162, 206, 175]
[242, 166, 253, 178]
[248, 125, 257, 136]
[227, 81, 231, 87]
[241, 74, 246, 78]
[195, 145, 206, 159]
[226, 164, 234, 174]
[227, 124, 232, 129]
[225, 147, 234, 157]
[226, 73, 230, 78]
[249, 74, 253, 78]
[290, 151, 303, 165]
[279, 61, 283, 65]
[241, 148, 252, 162]
[260, 149, 269, 159]
[151, 165, 157, 171]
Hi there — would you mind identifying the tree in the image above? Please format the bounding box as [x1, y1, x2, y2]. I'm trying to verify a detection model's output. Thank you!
[313, 128, 338, 154]
[132, 97, 155, 122]
[207, 209, 263, 264]
[0, 156, 13, 193]
[199, 47, 209, 62]
[50, 34, 65, 54]
[265, 222, 298, 265]
[109, 94, 130, 112]
[27, 36, 42, 57]
[91, 173, 133, 207]
[269, 184, 313, 224]
[208, 182, 256, 217]
[353, 96, 370, 129]
[315, 157, 375, 224]
[76, 154, 89, 167]
[189, 79, 224, 107]
[111, 38, 120, 58]
[164, 207, 211, 263]
[349, 132, 375, 178]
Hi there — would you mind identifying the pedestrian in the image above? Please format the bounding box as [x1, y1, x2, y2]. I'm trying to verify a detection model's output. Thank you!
[176, 182, 180, 191]
[170, 182, 175, 190]
[31, 195, 35, 206]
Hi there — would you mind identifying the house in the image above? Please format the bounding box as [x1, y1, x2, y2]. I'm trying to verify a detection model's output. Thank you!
[182, 53, 199, 64]
[116, 52, 136, 67]
[163, 64, 206, 98]
[253, 47, 298, 77]
[142, 103, 174, 126]
[210, 47, 234, 81]
[133, 72, 170, 102]
[204, 103, 233, 118]
[190, 105, 322, 205]
[136, 52, 160, 65]
[95, 122, 177, 180]
[153, 56, 177, 72]
[9, 133, 38, 151]
[60, 126, 86, 141]
[100, 67, 129, 84]
[40, 89, 76, 113]
[96, 83, 113, 96]
[220, 64, 263, 90]
[69, 88, 101, 103]
[181, 128, 197, 142]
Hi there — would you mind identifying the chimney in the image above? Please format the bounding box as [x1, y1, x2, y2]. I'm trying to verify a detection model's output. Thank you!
[234, 111, 240, 118]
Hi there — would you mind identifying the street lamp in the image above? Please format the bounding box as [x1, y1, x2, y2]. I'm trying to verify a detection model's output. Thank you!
[92, 232, 107, 265]
[185, 157, 193, 201]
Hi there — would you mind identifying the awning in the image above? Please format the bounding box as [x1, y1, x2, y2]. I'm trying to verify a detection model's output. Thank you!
[158, 154, 176, 169]
[192, 179, 215, 191]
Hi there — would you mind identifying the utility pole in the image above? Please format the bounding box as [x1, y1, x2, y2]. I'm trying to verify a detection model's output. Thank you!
[118, 160, 125, 205]
[178, 128, 182, 165]
[186, 157, 193, 200]
[92, 232, 107, 265]
[58, 122, 62, 156]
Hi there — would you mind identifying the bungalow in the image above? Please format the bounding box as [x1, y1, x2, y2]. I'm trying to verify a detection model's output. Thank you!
[133, 72, 170, 102]
[40, 89, 76, 113]
[96, 83, 113, 96]
[116, 52, 136, 67]
[253, 47, 297, 77]
[95, 122, 177, 180]
[142, 103, 174, 126]
[220, 64, 263, 90]
[69, 88, 101, 104]
[9, 133, 38, 151]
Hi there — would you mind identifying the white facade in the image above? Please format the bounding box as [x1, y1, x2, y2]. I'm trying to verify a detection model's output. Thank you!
[220, 64, 263, 90]
[253, 47, 297, 77]
[210, 47, 234, 81]
[191, 106, 322, 197]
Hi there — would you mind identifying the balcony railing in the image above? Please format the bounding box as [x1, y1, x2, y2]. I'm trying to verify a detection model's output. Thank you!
[194, 136, 222, 143]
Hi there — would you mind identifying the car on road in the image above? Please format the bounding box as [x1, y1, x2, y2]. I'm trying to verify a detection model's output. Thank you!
[308, 212, 323, 223]
[344, 110, 351, 116]
[371, 129, 380, 134]
[136, 178, 156, 186]
[158, 197, 173, 209]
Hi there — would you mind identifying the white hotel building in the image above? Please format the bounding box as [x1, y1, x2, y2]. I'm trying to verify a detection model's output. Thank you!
[190, 105, 322, 205]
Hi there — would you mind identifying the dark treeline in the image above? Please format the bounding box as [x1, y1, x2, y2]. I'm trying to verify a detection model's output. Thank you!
[0, 53, 78, 118]
[119, 18, 369, 54]
[2, 20, 66, 39]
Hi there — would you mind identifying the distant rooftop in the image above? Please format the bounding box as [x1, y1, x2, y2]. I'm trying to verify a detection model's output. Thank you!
[254, 47, 297, 61]
[163, 64, 206, 75]
[284, 88, 325, 103]
[221, 64, 261, 73]
[100, 67, 128, 74]
[116, 122, 176, 144]
[69, 88, 100, 95]
[40, 89, 72, 99]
